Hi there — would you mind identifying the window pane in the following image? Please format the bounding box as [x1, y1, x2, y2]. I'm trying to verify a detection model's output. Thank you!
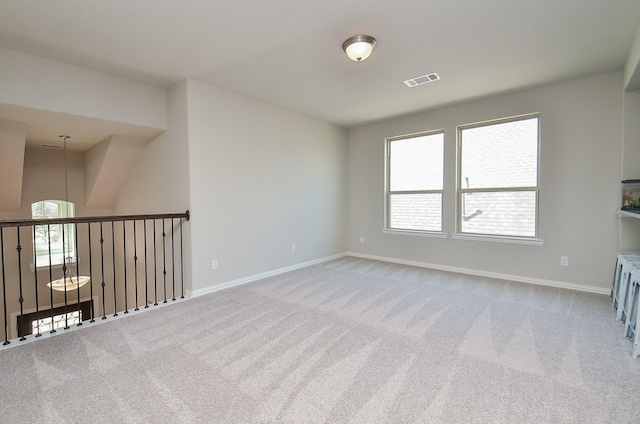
[31, 201, 59, 219]
[32, 310, 81, 334]
[31, 200, 76, 267]
[390, 193, 442, 231]
[460, 191, 536, 237]
[390, 133, 444, 191]
[461, 117, 538, 189]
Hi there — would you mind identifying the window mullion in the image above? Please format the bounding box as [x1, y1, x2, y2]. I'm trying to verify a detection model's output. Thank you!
[389, 189, 443, 195]
[460, 186, 538, 194]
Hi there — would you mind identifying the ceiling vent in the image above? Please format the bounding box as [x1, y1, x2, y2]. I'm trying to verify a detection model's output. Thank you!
[40, 144, 64, 149]
[404, 72, 440, 87]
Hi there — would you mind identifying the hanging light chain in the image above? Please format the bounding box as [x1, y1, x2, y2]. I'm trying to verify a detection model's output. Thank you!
[59, 135, 70, 217]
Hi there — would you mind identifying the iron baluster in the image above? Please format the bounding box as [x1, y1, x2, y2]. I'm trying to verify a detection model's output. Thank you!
[133, 220, 139, 311]
[100, 222, 106, 320]
[162, 219, 167, 304]
[153, 219, 158, 306]
[123, 220, 129, 314]
[111, 221, 117, 317]
[171, 218, 176, 301]
[144, 220, 149, 309]
[88, 223, 95, 323]
[75, 223, 82, 327]
[16, 228, 26, 340]
[47, 225, 55, 333]
[180, 217, 184, 299]
[61, 221, 69, 330]
[32, 228, 41, 337]
[1, 229, 9, 345]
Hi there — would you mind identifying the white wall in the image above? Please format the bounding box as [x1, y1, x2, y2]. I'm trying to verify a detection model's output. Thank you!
[114, 81, 190, 215]
[347, 72, 623, 291]
[0, 47, 167, 130]
[0, 147, 113, 221]
[186, 80, 347, 291]
[0, 119, 26, 210]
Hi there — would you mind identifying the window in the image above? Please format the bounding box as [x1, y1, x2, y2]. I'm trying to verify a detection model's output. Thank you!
[386, 131, 444, 232]
[17, 300, 92, 337]
[457, 114, 539, 238]
[32, 200, 76, 267]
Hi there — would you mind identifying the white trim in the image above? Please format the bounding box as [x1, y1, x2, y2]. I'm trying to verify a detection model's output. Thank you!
[191, 253, 349, 298]
[382, 229, 448, 238]
[451, 233, 544, 246]
[346, 252, 609, 295]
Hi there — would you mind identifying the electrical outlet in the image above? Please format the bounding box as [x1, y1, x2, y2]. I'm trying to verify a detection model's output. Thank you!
[360, 236, 365, 244]
[211, 259, 218, 269]
[560, 256, 569, 266]
[291, 245, 296, 253]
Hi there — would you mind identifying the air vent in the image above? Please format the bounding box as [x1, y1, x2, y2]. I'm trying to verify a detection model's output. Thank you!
[404, 72, 440, 87]
[40, 144, 64, 149]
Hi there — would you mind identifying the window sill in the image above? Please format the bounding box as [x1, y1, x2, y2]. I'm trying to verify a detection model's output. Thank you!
[451, 233, 544, 245]
[30, 260, 80, 272]
[382, 229, 448, 239]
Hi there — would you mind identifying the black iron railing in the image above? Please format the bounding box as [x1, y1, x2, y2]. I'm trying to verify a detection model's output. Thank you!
[0, 210, 190, 345]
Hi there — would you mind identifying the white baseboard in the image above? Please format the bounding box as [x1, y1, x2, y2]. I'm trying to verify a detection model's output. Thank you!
[191, 251, 610, 298]
[190, 253, 349, 298]
[347, 252, 610, 295]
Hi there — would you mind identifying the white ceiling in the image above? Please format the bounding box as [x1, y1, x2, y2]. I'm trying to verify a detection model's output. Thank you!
[1, 0, 640, 148]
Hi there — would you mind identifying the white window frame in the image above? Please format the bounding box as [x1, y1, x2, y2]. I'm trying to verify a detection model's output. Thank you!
[384, 130, 446, 237]
[454, 113, 543, 244]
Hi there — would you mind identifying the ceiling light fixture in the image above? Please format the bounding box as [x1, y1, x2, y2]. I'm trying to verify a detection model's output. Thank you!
[342, 35, 377, 62]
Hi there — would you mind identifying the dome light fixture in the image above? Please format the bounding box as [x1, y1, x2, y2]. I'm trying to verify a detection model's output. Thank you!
[342, 35, 377, 62]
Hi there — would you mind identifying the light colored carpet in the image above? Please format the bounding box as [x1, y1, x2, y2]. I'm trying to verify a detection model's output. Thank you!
[1, 257, 639, 423]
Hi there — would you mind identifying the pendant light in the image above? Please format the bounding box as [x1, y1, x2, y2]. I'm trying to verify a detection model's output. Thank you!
[47, 135, 90, 292]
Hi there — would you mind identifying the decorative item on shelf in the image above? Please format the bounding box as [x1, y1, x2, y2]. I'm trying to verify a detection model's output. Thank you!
[622, 180, 640, 213]
[47, 135, 90, 292]
[621, 180, 640, 213]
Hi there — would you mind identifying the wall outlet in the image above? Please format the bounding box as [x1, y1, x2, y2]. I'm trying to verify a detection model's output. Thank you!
[291, 245, 296, 253]
[211, 259, 218, 270]
[360, 236, 365, 244]
[560, 256, 569, 266]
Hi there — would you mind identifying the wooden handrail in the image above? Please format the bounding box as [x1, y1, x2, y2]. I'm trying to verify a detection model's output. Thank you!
[0, 210, 190, 228]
